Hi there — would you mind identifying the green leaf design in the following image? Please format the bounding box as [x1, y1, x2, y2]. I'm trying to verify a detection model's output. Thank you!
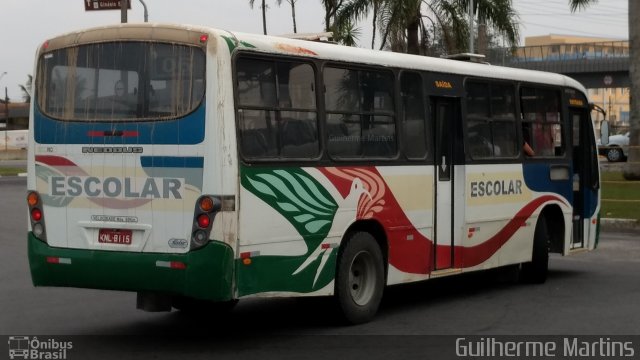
[221, 35, 257, 52]
[241, 167, 338, 253]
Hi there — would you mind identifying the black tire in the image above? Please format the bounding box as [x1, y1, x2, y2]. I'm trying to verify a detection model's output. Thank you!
[335, 232, 385, 324]
[520, 216, 550, 284]
[606, 147, 623, 162]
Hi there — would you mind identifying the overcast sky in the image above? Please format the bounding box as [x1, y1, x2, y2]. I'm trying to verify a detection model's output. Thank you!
[0, 0, 628, 100]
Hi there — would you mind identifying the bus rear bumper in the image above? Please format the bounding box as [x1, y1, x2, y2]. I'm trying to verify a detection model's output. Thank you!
[27, 233, 234, 302]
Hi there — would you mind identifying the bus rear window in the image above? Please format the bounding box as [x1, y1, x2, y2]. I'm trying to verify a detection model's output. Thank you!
[36, 42, 205, 121]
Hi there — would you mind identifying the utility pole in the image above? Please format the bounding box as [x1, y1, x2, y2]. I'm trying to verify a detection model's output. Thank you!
[139, 0, 148, 22]
[121, 0, 128, 23]
[468, 0, 474, 53]
[4, 87, 8, 153]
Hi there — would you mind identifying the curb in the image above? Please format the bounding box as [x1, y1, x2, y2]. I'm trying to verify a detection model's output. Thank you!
[600, 218, 640, 233]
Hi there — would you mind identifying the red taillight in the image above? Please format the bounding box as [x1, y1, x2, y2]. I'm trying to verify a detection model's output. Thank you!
[199, 34, 209, 43]
[42, 40, 49, 50]
[196, 214, 210, 228]
[27, 191, 47, 241]
[31, 208, 43, 222]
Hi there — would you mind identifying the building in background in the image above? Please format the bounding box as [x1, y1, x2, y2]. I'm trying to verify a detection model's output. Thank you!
[523, 35, 630, 133]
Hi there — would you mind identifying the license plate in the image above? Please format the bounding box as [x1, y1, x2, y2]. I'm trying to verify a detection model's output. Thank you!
[98, 229, 132, 245]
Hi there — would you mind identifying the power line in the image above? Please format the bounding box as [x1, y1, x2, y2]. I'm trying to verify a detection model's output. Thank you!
[520, 20, 626, 39]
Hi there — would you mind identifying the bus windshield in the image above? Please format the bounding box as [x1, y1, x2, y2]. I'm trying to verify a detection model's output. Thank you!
[36, 41, 205, 121]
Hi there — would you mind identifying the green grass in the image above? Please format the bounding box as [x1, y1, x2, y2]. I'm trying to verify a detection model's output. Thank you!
[0, 167, 25, 176]
[600, 172, 640, 220]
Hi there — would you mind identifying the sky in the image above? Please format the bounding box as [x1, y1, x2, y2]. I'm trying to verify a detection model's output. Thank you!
[0, 0, 629, 101]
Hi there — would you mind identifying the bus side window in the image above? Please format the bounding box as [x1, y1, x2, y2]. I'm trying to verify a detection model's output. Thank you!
[400, 72, 428, 160]
[325, 67, 396, 158]
[236, 57, 319, 160]
[520, 87, 564, 158]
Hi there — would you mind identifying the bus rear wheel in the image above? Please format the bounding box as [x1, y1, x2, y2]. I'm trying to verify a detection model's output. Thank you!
[520, 216, 550, 284]
[335, 232, 384, 324]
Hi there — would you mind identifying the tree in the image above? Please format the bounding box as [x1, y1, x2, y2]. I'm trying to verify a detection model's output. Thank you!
[624, 0, 640, 179]
[277, 0, 298, 33]
[249, 0, 268, 35]
[321, 0, 345, 32]
[334, 20, 362, 46]
[568, 0, 639, 179]
[336, 0, 384, 49]
[19, 75, 32, 103]
[337, 0, 519, 56]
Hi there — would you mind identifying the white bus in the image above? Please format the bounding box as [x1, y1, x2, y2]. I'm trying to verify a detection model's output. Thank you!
[27, 24, 600, 324]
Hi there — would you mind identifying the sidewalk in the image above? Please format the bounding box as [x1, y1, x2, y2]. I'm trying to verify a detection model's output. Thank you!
[600, 218, 640, 233]
[0, 149, 26, 161]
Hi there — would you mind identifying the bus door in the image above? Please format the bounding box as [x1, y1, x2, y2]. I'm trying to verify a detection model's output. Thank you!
[432, 97, 460, 270]
[570, 107, 598, 248]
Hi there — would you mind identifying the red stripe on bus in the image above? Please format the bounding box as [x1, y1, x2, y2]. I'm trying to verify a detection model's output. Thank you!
[87, 130, 139, 137]
[35, 155, 77, 167]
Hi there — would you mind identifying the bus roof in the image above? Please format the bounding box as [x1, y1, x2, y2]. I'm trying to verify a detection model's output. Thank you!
[39, 23, 587, 95]
[228, 29, 588, 94]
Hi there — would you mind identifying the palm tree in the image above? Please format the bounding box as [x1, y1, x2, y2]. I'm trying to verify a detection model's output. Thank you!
[337, 0, 384, 49]
[249, 0, 268, 35]
[335, 20, 362, 46]
[19, 75, 32, 103]
[337, 0, 519, 56]
[568, 0, 598, 12]
[277, 0, 298, 33]
[321, 0, 345, 32]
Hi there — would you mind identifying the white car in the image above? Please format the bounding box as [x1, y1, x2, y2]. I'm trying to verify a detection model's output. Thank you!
[598, 131, 629, 162]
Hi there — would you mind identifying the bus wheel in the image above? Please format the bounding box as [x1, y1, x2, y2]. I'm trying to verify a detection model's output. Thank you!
[335, 232, 384, 324]
[520, 217, 550, 284]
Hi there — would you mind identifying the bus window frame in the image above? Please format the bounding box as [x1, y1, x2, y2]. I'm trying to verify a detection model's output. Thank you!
[462, 77, 521, 164]
[517, 83, 569, 162]
[321, 61, 399, 161]
[232, 51, 323, 163]
[398, 69, 432, 162]
[35, 41, 207, 123]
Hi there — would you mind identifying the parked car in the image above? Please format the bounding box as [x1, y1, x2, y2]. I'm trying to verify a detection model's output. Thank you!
[598, 131, 629, 162]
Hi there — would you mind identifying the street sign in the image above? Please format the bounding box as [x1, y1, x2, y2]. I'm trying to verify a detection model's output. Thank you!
[84, 0, 131, 11]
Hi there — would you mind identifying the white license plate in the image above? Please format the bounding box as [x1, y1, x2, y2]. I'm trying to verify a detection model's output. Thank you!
[98, 229, 132, 245]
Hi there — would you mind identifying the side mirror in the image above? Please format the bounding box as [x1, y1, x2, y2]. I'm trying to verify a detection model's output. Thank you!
[600, 120, 610, 145]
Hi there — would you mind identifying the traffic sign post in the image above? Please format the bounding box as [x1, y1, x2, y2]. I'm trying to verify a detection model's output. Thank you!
[84, 0, 130, 11]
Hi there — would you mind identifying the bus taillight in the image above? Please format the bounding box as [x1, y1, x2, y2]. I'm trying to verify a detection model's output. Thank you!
[190, 196, 221, 250]
[27, 191, 47, 242]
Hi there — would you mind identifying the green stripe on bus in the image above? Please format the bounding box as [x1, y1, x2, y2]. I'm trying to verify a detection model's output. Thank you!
[28, 233, 234, 302]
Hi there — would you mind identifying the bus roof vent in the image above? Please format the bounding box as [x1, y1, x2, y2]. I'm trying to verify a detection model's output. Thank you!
[442, 53, 490, 64]
[278, 32, 334, 43]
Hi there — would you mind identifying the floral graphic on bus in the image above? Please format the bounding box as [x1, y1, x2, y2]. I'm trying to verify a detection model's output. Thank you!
[240, 166, 394, 293]
[241, 168, 339, 287]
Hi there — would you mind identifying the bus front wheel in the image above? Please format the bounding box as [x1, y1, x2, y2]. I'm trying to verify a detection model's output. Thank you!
[520, 216, 550, 284]
[335, 232, 385, 324]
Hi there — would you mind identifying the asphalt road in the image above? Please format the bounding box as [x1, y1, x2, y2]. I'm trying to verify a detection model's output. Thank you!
[1, 176, 639, 358]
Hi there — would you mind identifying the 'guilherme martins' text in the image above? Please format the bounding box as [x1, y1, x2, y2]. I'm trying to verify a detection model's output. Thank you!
[456, 337, 635, 357]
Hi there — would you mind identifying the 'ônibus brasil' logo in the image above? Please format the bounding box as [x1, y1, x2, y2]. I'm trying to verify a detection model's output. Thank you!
[8, 336, 73, 360]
